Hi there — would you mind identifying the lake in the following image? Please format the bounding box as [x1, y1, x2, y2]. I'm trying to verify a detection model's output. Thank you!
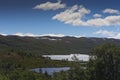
[42, 54, 90, 61]
[30, 67, 70, 75]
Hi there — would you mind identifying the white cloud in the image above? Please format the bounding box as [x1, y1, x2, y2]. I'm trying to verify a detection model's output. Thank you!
[94, 30, 120, 39]
[68, 35, 86, 38]
[93, 13, 102, 18]
[103, 8, 120, 14]
[14, 33, 39, 37]
[94, 30, 115, 36]
[39, 34, 65, 37]
[0, 32, 85, 38]
[52, 5, 120, 27]
[18, 33, 85, 38]
[12, 32, 120, 39]
[86, 16, 120, 27]
[0, 33, 7, 36]
[33, 0, 66, 10]
[112, 33, 120, 39]
[13, 33, 65, 37]
[52, 5, 90, 26]
[86, 18, 109, 27]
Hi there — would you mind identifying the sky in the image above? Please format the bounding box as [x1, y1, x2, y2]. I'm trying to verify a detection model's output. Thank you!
[0, 0, 120, 39]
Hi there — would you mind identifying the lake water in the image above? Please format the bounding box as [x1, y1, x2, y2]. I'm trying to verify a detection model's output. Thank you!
[30, 67, 70, 75]
[42, 54, 90, 61]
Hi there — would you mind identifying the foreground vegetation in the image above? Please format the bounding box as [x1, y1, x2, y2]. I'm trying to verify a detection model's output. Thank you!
[52, 43, 120, 80]
[0, 43, 120, 80]
[0, 47, 77, 80]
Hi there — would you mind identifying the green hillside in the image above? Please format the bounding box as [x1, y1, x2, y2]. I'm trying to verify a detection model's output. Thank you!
[0, 35, 120, 80]
[0, 35, 120, 55]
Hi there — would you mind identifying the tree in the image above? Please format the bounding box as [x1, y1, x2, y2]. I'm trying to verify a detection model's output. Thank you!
[0, 74, 9, 80]
[88, 43, 120, 80]
[52, 55, 88, 80]
[68, 65, 88, 80]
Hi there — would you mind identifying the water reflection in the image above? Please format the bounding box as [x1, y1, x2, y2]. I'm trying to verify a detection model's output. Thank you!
[30, 67, 70, 75]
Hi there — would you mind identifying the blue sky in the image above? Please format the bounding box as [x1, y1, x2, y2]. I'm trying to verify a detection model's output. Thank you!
[0, 0, 120, 38]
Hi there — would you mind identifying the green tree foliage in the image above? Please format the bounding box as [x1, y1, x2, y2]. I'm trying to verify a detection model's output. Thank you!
[0, 43, 120, 80]
[88, 43, 120, 80]
[68, 66, 88, 80]
[0, 75, 9, 80]
[53, 59, 88, 80]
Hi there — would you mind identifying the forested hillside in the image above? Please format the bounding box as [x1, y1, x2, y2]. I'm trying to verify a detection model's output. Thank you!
[0, 36, 120, 55]
[0, 35, 120, 55]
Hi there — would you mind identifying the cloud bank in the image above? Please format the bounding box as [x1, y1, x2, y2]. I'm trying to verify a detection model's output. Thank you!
[103, 8, 120, 14]
[0, 33, 7, 36]
[1, 32, 120, 39]
[13, 33, 65, 37]
[52, 5, 90, 26]
[95, 30, 120, 39]
[0, 33, 85, 38]
[52, 5, 120, 27]
[33, 1, 120, 27]
[94, 30, 115, 36]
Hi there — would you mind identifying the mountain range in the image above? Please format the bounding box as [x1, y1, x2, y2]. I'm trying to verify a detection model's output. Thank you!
[0, 35, 120, 55]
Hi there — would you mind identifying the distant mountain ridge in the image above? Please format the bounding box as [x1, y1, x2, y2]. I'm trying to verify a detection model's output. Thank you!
[0, 35, 120, 55]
